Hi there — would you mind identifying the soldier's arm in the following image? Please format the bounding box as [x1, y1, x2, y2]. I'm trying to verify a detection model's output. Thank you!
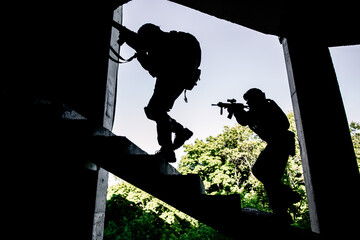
[227, 105, 249, 126]
[112, 21, 140, 51]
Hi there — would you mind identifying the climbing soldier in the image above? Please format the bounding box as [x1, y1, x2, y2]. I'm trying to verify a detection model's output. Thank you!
[112, 22, 202, 162]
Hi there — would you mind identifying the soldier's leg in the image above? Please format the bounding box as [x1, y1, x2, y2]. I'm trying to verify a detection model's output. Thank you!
[144, 86, 177, 161]
[144, 77, 190, 159]
[144, 106, 172, 148]
[252, 146, 293, 218]
[252, 146, 272, 183]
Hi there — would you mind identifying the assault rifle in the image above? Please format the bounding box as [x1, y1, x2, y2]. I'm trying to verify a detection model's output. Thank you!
[212, 99, 248, 119]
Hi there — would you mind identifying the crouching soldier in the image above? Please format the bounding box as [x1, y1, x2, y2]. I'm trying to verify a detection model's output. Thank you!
[227, 88, 301, 221]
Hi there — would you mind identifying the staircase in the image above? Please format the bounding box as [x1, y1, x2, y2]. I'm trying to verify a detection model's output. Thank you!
[14, 103, 318, 240]
[78, 126, 318, 240]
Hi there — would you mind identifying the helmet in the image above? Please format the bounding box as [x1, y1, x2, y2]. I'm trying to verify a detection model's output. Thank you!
[243, 88, 266, 102]
[138, 23, 161, 37]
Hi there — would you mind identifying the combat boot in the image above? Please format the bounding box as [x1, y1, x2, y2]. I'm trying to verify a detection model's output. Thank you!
[173, 128, 193, 150]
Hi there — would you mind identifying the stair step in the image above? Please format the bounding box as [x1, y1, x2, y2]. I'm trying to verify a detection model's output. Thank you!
[54, 121, 179, 176]
[162, 194, 242, 239]
[79, 135, 180, 176]
[94, 151, 179, 177]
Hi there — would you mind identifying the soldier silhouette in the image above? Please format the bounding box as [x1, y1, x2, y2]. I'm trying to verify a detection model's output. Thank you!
[112, 22, 201, 162]
[227, 88, 301, 221]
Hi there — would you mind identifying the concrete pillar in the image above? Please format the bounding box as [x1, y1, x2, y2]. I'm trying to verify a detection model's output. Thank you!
[282, 37, 359, 237]
[103, 6, 122, 131]
[92, 168, 109, 240]
[91, 6, 122, 239]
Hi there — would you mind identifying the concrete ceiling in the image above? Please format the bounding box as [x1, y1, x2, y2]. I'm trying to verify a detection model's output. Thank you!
[169, 0, 360, 47]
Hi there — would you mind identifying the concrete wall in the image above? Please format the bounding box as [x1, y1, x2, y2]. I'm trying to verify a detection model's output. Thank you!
[3, 3, 123, 239]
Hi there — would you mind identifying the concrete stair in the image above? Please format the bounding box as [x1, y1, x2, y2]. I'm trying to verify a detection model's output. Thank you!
[22, 113, 318, 239]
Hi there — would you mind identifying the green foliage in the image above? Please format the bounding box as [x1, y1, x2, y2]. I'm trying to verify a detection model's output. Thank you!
[105, 182, 230, 240]
[178, 112, 309, 227]
[350, 121, 360, 171]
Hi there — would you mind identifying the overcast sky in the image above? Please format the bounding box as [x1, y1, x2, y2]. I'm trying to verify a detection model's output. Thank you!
[112, 0, 360, 165]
